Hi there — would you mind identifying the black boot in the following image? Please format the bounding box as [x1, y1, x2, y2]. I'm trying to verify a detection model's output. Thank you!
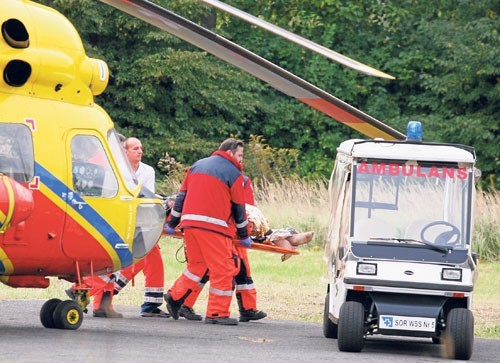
[236, 292, 267, 322]
[239, 309, 267, 322]
[164, 293, 182, 320]
[93, 292, 123, 318]
[179, 305, 203, 321]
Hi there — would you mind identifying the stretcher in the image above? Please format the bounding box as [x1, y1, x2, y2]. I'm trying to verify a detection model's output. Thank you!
[165, 231, 300, 257]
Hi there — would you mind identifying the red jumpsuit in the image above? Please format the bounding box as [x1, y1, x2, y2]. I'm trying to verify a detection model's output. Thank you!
[182, 175, 259, 312]
[167, 150, 248, 318]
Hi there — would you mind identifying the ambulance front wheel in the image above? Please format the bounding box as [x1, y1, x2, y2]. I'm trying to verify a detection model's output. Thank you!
[443, 308, 474, 360]
[337, 301, 365, 352]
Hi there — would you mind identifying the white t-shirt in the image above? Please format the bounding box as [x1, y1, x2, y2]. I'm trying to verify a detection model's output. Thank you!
[135, 162, 155, 193]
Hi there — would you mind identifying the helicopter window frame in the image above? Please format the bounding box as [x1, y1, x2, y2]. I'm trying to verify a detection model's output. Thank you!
[0, 123, 34, 183]
[71, 134, 118, 198]
[107, 129, 138, 192]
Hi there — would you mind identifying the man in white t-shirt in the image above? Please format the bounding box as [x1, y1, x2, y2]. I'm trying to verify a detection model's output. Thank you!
[109, 137, 168, 317]
[125, 137, 155, 192]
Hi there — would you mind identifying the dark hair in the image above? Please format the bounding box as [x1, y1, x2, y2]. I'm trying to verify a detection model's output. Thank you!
[219, 138, 244, 151]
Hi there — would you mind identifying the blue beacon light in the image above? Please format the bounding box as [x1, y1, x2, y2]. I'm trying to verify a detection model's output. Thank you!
[406, 121, 423, 141]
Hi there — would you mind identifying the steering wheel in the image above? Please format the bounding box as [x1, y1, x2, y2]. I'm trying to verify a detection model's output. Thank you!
[421, 221, 460, 245]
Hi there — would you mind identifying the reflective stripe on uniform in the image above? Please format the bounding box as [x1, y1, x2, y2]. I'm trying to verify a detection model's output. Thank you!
[144, 287, 164, 293]
[113, 272, 129, 291]
[181, 214, 228, 228]
[98, 274, 113, 284]
[183, 268, 203, 283]
[143, 295, 164, 303]
[236, 220, 248, 229]
[171, 209, 181, 218]
[144, 286, 164, 303]
[209, 286, 233, 296]
[235, 283, 255, 291]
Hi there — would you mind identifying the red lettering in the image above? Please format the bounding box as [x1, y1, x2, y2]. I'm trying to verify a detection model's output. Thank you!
[358, 162, 370, 174]
[388, 164, 399, 175]
[402, 165, 414, 176]
[372, 163, 386, 174]
[428, 166, 440, 178]
[442, 167, 455, 179]
[457, 168, 468, 180]
[416, 166, 426, 177]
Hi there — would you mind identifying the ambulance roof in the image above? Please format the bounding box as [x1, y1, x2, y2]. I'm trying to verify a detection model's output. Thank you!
[337, 139, 475, 164]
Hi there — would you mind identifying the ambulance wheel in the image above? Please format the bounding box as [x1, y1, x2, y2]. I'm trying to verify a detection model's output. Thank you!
[337, 301, 365, 352]
[53, 300, 83, 330]
[40, 298, 62, 329]
[443, 308, 474, 360]
[323, 293, 338, 339]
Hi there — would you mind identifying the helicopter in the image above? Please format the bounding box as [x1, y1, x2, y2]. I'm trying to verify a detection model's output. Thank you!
[1, 0, 403, 330]
[0, 0, 165, 329]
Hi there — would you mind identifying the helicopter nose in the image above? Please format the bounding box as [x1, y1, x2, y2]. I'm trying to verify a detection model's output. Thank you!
[0, 175, 34, 232]
[131, 202, 165, 259]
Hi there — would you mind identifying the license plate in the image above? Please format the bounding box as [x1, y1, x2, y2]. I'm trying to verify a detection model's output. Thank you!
[379, 315, 436, 332]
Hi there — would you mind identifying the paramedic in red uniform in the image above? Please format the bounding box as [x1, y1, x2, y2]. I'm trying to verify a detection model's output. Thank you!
[164, 138, 252, 326]
[178, 174, 267, 322]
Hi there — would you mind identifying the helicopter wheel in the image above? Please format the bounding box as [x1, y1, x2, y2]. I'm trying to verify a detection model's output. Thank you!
[40, 298, 62, 329]
[53, 300, 83, 330]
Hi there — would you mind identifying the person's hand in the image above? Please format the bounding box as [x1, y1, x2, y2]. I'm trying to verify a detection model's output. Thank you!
[165, 224, 176, 235]
[239, 236, 252, 248]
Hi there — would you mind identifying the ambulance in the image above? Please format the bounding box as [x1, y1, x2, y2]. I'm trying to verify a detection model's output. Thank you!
[323, 123, 478, 360]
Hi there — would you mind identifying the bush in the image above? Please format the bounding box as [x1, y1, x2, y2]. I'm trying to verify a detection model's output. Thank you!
[474, 191, 500, 261]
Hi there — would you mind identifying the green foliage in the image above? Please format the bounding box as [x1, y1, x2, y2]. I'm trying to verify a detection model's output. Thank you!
[39, 0, 499, 189]
[243, 135, 299, 183]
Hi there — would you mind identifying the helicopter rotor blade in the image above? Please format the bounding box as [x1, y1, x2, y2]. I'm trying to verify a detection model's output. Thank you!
[199, 0, 395, 80]
[97, 0, 405, 140]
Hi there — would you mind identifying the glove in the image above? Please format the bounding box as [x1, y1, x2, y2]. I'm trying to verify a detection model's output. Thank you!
[165, 224, 176, 235]
[239, 236, 252, 248]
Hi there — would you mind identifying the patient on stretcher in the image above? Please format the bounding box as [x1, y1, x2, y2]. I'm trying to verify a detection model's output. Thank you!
[245, 204, 314, 261]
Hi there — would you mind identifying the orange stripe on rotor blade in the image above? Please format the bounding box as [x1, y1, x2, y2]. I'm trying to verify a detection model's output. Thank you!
[300, 98, 401, 140]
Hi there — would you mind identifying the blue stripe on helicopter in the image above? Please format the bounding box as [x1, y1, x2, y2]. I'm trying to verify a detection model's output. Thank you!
[35, 162, 133, 267]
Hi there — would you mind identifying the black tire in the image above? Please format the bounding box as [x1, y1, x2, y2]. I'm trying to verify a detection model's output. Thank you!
[337, 301, 365, 352]
[323, 293, 338, 339]
[443, 308, 474, 360]
[40, 298, 62, 329]
[53, 300, 83, 330]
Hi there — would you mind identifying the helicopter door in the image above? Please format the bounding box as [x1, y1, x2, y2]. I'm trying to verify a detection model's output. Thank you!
[62, 131, 132, 266]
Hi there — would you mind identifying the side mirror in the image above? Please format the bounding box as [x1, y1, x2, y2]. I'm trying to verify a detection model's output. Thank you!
[471, 252, 478, 266]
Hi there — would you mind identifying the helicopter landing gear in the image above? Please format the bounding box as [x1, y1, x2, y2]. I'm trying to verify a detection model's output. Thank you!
[40, 297, 84, 330]
[65, 288, 91, 314]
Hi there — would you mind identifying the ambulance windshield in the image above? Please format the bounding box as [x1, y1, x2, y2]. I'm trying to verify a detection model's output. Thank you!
[351, 160, 473, 248]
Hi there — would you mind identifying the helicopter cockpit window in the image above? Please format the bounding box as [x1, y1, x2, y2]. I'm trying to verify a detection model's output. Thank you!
[0, 124, 34, 183]
[71, 135, 118, 198]
[107, 129, 138, 191]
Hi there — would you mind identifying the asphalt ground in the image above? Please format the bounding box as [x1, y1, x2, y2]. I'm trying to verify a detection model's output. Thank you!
[0, 299, 499, 362]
